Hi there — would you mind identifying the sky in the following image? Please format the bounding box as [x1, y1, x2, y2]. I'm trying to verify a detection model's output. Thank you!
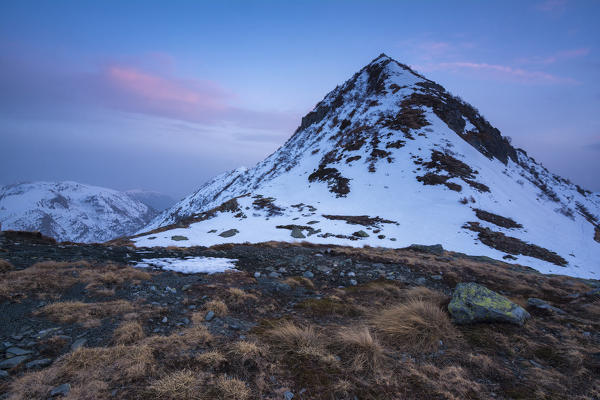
[1, 0, 599, 198]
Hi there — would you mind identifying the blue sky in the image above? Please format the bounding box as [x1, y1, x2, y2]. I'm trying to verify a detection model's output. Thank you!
[1, 0, 599, 197]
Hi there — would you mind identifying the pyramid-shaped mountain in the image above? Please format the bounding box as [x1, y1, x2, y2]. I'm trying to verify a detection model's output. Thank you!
[134, 54, 600, 278]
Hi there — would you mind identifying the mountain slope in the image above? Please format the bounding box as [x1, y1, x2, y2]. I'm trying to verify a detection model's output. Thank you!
[125, 189, 176, 212]
[0, 181, 156, 243]
[135, 54, 600, 278]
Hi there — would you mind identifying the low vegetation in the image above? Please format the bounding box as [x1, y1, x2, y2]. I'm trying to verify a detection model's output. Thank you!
[1, 241, 598, 399]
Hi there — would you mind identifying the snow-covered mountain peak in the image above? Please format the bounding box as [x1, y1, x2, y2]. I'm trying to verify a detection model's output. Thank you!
[0, 181, 157, 243]
[136, 55, 599, 279]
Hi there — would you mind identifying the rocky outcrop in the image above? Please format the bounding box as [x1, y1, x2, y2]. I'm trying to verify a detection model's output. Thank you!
[448, 282, 530, 325]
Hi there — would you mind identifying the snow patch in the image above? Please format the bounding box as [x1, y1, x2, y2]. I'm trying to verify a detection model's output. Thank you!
[135, 257, 238, 274]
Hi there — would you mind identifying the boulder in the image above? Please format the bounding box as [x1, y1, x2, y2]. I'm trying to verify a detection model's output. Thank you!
[291, 228, 306, 239]
[352, 230, 369, 238]
[527, 298, 566, 314]
[448, 282, 530, 325]
[408, 244, 444, 255]
[170, 235, 189, 241]
[219, 229, 239, 238]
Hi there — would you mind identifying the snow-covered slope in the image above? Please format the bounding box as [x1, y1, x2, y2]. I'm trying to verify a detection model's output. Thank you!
[135, 54, 600, 279]
[0, 181, 157, 243]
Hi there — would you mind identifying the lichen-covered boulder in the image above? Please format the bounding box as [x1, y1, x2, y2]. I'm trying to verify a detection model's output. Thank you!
[448, 282, 530, 325]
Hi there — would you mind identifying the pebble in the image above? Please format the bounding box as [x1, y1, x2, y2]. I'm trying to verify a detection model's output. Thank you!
[350, 279, 357, 286]
[71, 338, 87, 351]
[0, 355, 30, 369]
[347, 271, 356, 277]
[269, 271, 281, 278]
[0, 370, 8, 379]
[205, 311, 215, 321]
[284, 391, 294, 400]
[161, 317, 168, 323]
[26, 358, 52, 369]
[254, 272, 261, 278]
[6, 347, 32, 356]
[303, 271, 314, 279]
[50, 383, 71, 397]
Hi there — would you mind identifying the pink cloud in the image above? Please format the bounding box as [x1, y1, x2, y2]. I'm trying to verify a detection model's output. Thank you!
[102, 65, 230, 120]
[516, 48, 590, 65]
[418, 61, 578, 84]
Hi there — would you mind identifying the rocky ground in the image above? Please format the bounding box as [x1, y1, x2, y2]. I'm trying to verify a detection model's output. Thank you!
[0, 230, 599, 399]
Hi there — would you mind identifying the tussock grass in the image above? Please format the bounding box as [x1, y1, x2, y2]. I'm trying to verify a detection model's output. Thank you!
[202, 300, 229, 317]
[372, 299, 455, 352]
[333, 326, 384, 374]
[210, 375, 250, 400]
[36, 300, 136, 327]
[9, 345, 155, 399]
[0, 261, 152, 300]
[149, 370, 202, 400]
[283, 276, 315, 289]
[113, 321, 145, 345]
[196, 350, 227, 368]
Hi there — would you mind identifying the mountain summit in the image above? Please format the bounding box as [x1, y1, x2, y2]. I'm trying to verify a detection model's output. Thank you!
[135, 54, 600, 278]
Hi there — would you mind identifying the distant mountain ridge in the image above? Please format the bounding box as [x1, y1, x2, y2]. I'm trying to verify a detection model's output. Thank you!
[125, 189, 176, 212]
[131, 53, 599, 278]
[0, 181, 157, 243]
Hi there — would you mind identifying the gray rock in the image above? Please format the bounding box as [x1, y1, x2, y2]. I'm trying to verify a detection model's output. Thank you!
[71, 338, 87, 351]
[6, 347, 32, 356]
[291, 228, 306, 239]
[448, 282, 531, 325]
[408, 244, 444, 255]
[50, 383, 71, 397]
[161, 317, 168, 323]
[26, 358, 52, 369]
[431, 275, 443, 280]
[170, 235, 189, 241]
[302, 271, 314, 279]
[268, 271, 281, 278]
[527, 298, 566, 314]
[254, 272, 261, 278]
[205, 311, 215, 321]
[284, 391, 294, 400]
[353, 230, 369, 238]
[350, 279, 358, 286]
[0, 370, 8, 379]
[0, 355, 30, 369]
[219, 229, 239, 238]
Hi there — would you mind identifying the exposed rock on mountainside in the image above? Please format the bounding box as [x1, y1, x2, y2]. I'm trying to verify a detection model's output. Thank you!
[136, 54, 600, 279]
[0, 182, 156, 243]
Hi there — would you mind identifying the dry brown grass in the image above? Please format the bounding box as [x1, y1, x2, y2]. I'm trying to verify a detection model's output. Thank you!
[372, 299, 456, 352]
[35, 300, 136, 327]
[264, 321, 335, 364]
[149, 370, 203, 400]
[210, 375, 250, 400]
[196, 350, 227, 368]
[226, 287, 257, 307]
[0, 259, 14, 273]
[333, 326, 384, 374]
[403, 285, 449, 306]
[113, 321, 145, 345]
[202, 300, 229, 317]
[0, 260, 153, 300]
[9, 344, 155, 399]
[283, 276, 315, 289]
